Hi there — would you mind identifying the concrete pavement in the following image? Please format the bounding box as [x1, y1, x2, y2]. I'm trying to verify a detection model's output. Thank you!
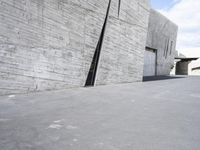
[0, 76, 200, 150]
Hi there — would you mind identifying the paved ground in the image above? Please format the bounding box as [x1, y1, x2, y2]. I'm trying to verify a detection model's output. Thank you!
[0, 76, 200, 150]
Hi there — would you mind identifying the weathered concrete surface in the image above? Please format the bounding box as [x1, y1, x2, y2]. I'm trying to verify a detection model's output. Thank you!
[146, 9, 178, 76]
[0, 0, 150, 95]
[96, 0, 150, 85]
[0, 76, 200, 150]
[176, 61, 190, 75]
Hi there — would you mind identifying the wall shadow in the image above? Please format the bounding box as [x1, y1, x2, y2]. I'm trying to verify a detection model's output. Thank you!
[143, 76, 185, 82]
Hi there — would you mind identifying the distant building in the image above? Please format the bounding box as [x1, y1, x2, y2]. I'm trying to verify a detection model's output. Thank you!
[172, 51, 200, 76]
[189, 62, 200, 76]
[0, 0, 178, 95]
[144, 9, 178, 77]
[175, 57, 199, 75]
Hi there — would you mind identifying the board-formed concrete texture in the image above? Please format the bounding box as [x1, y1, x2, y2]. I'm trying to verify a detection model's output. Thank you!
[146, 9, 178, 76]
[0, 0, 150, 95]
[176, 61, 190, 75]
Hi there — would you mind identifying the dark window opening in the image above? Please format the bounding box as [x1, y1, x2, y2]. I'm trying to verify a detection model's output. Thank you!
[170, 41, 173, 55]
[163, 38, 170, 59]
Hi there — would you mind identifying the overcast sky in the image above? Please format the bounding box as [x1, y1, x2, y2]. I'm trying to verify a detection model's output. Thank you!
[151, 0, 200, 57]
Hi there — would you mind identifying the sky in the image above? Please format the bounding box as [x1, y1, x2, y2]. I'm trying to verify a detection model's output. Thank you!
[151, 0, 200, 57]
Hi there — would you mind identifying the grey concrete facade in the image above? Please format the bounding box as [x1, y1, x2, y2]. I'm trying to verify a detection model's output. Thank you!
[145, 9, 178, 76]
[176, 61, 190, 75]
[0, 0, 150, 95]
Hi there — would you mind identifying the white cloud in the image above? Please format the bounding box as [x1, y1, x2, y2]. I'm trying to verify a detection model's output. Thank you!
[158, 0, 200, 57]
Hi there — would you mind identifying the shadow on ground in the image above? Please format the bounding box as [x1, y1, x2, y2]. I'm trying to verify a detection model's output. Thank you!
[143, 75, 185, 82]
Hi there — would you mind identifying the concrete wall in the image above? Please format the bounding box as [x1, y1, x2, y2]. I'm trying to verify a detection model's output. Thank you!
[96, 0, 150, 85]
[146, 9, 178, 76]
[0, 0, 150, 95]
[176, 61, 190, 75]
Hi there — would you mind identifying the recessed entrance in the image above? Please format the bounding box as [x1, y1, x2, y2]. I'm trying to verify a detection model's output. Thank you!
[143, 47, 157, 77]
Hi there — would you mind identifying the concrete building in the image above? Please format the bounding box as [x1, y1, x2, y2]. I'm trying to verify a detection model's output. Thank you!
[144, 9, 178, 77]
[189, 59, 200, 75]
[175, 57, 200, 75]
[0, 0, 177, 95]
[175, 58, 198, 75]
